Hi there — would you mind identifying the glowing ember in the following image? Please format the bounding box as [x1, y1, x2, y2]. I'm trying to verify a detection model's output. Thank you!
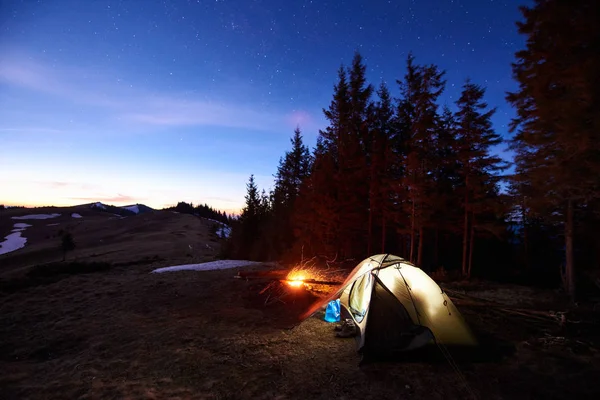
[286, 279, 305, 287]
[285, 268, 308, 288]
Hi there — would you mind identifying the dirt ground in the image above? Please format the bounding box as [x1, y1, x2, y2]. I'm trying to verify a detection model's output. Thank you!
[1, 209, 600, 399]
[0, 262, 599, 399]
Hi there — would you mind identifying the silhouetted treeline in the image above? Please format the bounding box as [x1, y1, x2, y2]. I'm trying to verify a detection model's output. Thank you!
[165, 202, 232, 225]
[226, 0, 600, 297]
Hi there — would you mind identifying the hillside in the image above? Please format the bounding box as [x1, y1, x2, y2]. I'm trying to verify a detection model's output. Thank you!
[89, 202, 155, 216]
[0, 205, 229, 275]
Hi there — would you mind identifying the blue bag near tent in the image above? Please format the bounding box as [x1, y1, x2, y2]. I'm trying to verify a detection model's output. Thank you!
[324, 299, 341, 323]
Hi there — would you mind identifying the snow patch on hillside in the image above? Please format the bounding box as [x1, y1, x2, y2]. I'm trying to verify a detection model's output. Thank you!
[151, 260, 262, 273]
[123, 205, 139, 214]
[217, 225, 231, 238]
[91, 202, 107, 210]
[71, 213, 82, 218]
[206, 218, 232, 238]
[0, 222, 33, 255]
[0, 232, 27, 255]
[12, 213, 61, 220]
[13, 223, 32, 230]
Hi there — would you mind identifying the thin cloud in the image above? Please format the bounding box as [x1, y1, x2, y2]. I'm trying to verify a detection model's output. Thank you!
[70, 194, 138, 204]
[0, 55, 318, 133]
[0, 128, 66, 134]
[124, 97, 285, 131]
[40, 181, 96, 191]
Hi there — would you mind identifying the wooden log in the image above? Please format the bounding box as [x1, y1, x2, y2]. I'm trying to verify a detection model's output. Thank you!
[301, 278, 343, 286]
[236, 270, 289, 279]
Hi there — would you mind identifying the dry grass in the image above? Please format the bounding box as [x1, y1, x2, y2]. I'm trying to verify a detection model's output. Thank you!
[1, 209, 600, 399]
[1, 259, 599, 399]
[0, 207, 220, 275]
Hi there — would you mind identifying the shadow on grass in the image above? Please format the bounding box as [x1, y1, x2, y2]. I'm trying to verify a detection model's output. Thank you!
[0, 261, 112, 294]
[0, 255, 168, 294]
[359, 330, 516, 366]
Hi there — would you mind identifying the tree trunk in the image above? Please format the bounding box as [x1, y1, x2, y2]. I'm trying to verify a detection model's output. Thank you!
[434, 228, 439, 269]
[381, 215, 386, 253]
[417, 226, 424, 267]
[522, 196, 530, 270]
[467, 213, 475, 278]
[523, 222, 529, 270]
[462, 181, 469, 276]
[565, 198, 575, 298]
[367, 203, 373, 256]
[410, 199, 416, 263]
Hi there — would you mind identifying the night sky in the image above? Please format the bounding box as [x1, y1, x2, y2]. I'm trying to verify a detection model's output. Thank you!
[0, 0, 528, 213]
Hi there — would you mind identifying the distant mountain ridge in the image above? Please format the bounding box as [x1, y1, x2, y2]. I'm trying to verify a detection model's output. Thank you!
[165, 201, 232, 225]
[89, 202, 155, 216]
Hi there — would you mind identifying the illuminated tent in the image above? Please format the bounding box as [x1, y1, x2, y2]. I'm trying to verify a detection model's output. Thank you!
[302, 254, 477, 356]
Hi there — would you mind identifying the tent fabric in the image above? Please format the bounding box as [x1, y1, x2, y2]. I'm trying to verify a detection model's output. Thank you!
[303, 254, 477, 354]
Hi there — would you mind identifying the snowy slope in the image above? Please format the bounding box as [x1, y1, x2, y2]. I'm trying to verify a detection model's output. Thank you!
[152, 260, 262, 273]
[12, 223, 32, 230]
[91, 202, 107, 210]
[206, 218, 232, 238]
[123, 205, 140, 214]
[12, 213, 61, 220]
[0, 223, 33, 255]
[0, 232, 27, 255]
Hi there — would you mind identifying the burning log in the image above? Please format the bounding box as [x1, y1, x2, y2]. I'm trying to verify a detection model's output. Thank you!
[236, 264, 347, 309]
[236, 270, 289, 280]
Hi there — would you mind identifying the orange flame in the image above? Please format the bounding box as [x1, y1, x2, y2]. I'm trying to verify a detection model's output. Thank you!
[285, 269, 307, 288]
[286, 279, 305, 287]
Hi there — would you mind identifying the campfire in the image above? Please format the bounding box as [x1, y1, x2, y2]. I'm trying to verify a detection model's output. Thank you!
[284, 268, 307, 288]
[283, 265, 345, 291]
[236, 262, 346, 307]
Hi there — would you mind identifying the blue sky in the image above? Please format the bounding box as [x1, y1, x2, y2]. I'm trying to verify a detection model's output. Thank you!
[0, 0, 528, 213]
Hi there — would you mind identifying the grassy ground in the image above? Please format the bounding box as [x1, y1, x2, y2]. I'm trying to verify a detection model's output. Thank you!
[1, 208, 600, 399]
[0, 206, 221, 274]
[1, 261, 599, 399]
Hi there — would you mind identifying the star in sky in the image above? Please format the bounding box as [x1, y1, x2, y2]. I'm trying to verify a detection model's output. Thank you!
[0, 0, 527, 211]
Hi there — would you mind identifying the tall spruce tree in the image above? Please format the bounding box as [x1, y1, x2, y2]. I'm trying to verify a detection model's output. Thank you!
[236, 174, 262, 259]
[292, 136, 339, 258]
[396, 54, 445, 265]
[506, 0, 600, 296]
[370, 82, 395, 254]
[455, 80, 504, 278]
[272, 127, 312, 258]
[340, 52, 374, 258]
[300, 64, 352, 259]
[430, 106, 461, 268]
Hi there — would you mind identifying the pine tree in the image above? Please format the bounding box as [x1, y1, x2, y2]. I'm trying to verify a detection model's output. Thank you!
[297, 65, 351, 259]
[340, 52, 374, 258]
[396, 54, 445, 265]
[506, 0, 600, 296]
[252, 188, 273, 260]
[272, 127, 312, 258]
[455, 80, 504, 278]
[430, 106, 461, 268]
[370, 82, 395, 254]
[235, 174, 262, 259]
[293, 136, 339, 259]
